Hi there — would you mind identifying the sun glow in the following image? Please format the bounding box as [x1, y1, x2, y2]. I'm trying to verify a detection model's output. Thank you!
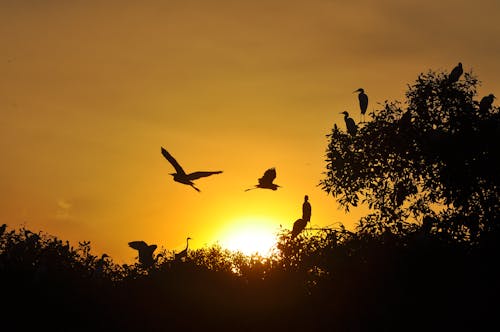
[219, 216, 279, 257]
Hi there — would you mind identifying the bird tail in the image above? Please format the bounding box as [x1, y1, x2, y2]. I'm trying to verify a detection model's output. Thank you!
[244, 187, 257, 192]
[190, 184, 201, 192]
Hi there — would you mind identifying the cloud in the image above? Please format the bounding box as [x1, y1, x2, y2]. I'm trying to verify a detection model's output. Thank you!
[55, 199, 73, 220]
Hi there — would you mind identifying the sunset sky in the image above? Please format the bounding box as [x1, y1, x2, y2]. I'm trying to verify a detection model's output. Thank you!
[1, 0, 499, 263]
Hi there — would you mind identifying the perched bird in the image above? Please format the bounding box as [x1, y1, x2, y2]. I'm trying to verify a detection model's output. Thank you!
[354, 88, 368, 122]
[479, 94, 495, 114]
[291, 218, 308, 238]
[448, 62, 463, 84]
[161, 147, 223, 192]
[245, 168, 281, 191]
[302, 195, 311, 222]
[340, 111, 358, 136]
[128, 241, 157, 268]
[174, 237, 191, 261]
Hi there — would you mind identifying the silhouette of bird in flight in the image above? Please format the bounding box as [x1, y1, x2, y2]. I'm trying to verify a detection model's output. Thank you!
[354, 88, 368, 123]
[340, 111, 358, 136]
[161, 147, 223, 192]
[448, 62, 463, 84]
[128, 241, 157, 268]
[174, 237, 191, 261]
[245, 168, 281, 191]
[479, 94, 495, 114]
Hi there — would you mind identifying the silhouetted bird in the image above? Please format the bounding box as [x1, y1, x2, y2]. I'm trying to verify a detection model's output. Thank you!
[479, 94, 495, 114]
[302, 195, 311, 222]
[0, 223, 6, 236]
[291, 218, 308, 238]
[128, 241, 157, 268]
[174, 237, 191, 261]
[245, 168, 281, 191]
[340, 111, 357, 136]
[448, 62, 463, 84]
[354, 88, 368, 122]
[161, 147, 223, 192]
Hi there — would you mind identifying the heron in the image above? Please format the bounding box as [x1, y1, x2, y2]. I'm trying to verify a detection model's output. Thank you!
[161, 147, 223, 192]
[128, 241, 157, 268]
[354, 88, 368, 122]
[245, 168, 281, 191]
[174, 237, 191, 261]
[340, 111, 357, 136]
[479, 94, 495, 114]
[448, 62, 463, 84]
[291, 218, 308, 238]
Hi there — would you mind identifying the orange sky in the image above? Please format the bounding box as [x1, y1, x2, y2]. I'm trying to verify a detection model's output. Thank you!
[1, 0, 499, 263]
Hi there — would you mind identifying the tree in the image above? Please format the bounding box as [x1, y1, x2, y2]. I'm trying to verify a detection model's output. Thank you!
[320, 69, 500, 241]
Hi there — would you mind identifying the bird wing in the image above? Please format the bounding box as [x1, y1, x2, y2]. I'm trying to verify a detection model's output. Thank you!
[187, 171, 223, 180]
[128, 241, 148, 251]
[259, 168, 276, 185]
[161, 147, 186, 175]
[147, 244, 157, 254]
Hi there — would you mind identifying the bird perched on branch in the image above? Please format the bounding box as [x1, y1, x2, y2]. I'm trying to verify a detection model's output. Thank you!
[128, 241, 157, 268]
[354, 88, 368, 123]
[340, 111, 358, 136]
[448, 62, 463, 84]
[245, 168, 281, 191]
[174, 237, 191, 262]
[161, 147, 223, 192]
[291, 218, 308, 238]
[479, 94, 495, 114]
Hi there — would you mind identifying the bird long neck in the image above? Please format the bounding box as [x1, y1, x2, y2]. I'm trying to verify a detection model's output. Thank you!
[185, 238, 190, 249]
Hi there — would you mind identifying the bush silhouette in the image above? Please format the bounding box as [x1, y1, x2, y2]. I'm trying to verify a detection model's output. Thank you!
[1, 67, 500, 331]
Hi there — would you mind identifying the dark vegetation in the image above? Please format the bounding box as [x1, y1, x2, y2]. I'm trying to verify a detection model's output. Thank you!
[2, 68, 499, 331]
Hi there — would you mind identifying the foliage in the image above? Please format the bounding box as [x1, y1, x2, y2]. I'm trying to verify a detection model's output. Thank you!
[320, 70, 500, 239]
[1, 222, 500, 331]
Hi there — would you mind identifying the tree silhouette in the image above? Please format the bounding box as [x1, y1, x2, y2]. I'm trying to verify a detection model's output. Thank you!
[321, 68, 500, 239]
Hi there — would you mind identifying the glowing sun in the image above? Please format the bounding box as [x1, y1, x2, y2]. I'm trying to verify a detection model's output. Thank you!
[219, 216, 279, 256]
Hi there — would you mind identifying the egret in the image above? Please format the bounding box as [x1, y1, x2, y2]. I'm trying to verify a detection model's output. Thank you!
[245, 168, 281, 191]
[479, 94, 495, 114]
[128, 241, 157, 268]
[161, 147, 223, 192]
[291, 218, 308, 238]
[302, 195, 311, 222]
[174, 237, 191, 261]
[448, 62, 463, 84]
[340, 111, 357, 136]
[354, 88, 368, 122]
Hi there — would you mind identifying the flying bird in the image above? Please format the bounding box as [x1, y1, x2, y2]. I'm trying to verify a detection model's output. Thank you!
[291, 218, 308, 238]
[354, 88, 368, 122]
[448, 62, 463, 84]
[174, 237, 191, 261]
[340, 111, 358, 136]
[245, 168, 281, 191]
[479, 94, 495, 114]
[128, 241, 157, 268]
[161, 147, 223, 192]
